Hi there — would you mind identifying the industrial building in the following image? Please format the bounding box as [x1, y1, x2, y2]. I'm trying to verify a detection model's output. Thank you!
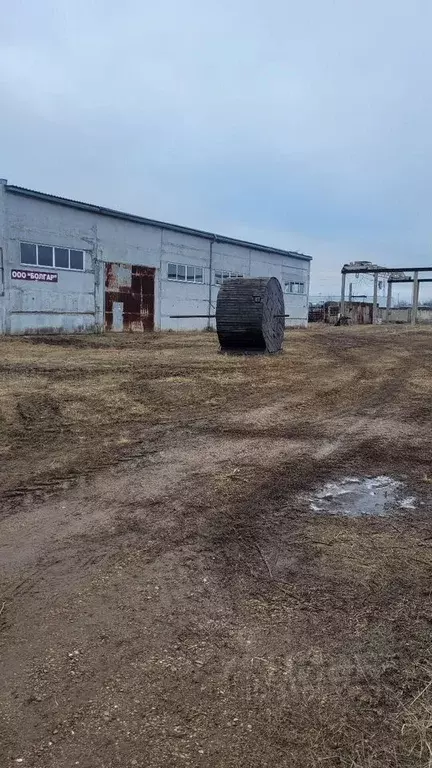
[0, 180, 311, 334]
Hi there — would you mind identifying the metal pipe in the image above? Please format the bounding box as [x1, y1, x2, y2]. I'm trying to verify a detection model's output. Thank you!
[170, 313, 291, 319]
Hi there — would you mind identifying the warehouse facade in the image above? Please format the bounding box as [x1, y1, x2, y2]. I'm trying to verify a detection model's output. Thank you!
[0, 180, 311, 334]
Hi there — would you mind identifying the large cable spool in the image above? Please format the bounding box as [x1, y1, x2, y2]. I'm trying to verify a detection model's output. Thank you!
[216, 277, 285, 353]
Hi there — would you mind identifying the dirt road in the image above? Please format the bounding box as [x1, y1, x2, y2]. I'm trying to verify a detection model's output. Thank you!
[1, 327, 432, 767]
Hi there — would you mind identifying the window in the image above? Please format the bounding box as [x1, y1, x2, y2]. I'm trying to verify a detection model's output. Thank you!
[285, 281, 305, 294]
[55, 248, 68, 268]
[70, 250, 84, 270]
[38, 246, 53, 267]
[20, 243, 85, 271]
[214, 270, 244, 285]
[168, 263, 177, 280]
[167, 263, 203, 283]
[20, 243, 37, 265]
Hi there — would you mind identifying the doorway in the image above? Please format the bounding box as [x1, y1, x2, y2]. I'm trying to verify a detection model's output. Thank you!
[105, 263, 155, 331]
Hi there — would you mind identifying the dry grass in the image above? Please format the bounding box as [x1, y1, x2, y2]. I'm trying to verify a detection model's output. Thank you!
[1, 325, 432, 767]
[402, 677, 432, 768]
[1, 324, 431, 494]
[0, 328, 332, 492]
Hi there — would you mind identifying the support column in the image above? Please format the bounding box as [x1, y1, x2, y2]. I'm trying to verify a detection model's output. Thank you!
[0, 179, 7, 335]
[412, 270, 419, 325]
[372, 273, 379, 324]
[348, 282, 353, 302]
[385, 280, 392, 322]
[340, 271, 346, 318]
[207, 238, 214, 330]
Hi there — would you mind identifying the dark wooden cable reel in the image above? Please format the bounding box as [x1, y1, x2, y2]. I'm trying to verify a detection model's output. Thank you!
[170, 277, 287, 354]
[216, 277, 285, 354]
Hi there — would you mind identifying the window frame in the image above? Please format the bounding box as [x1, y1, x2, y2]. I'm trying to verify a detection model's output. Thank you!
[167, 262, 204, 284]
[214, 270, 244, 285]
[285, 281, 305, 295]
[69, 249, 85, 271]
[54, 247, 69, 269]
[19, 243, 37, 266]
[37, 245, 54, 267]
[167, 262, 178, 280]
[20, 242, 85, 272]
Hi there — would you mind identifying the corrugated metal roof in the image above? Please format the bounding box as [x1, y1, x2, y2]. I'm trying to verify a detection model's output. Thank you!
[5, 184, 312, 262]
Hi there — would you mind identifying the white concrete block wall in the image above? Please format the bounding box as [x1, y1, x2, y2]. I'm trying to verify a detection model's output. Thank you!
[281, 257, 310, 327]
[0, 181, 311, 333]
[4, 190, 97, 334]
[160, 229, 210, 330]
[212, 242, 251, 275]
[0, 180, 6, 334]
[97, 217, 161, 268]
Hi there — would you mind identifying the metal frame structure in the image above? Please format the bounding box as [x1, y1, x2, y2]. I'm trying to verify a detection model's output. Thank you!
[341, 265, 432, 325]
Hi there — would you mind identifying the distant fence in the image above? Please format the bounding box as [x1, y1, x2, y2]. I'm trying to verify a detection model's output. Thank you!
[309, 302, 432, 325]
[309, 302, 372, 324]
[383, 307, 432, 324]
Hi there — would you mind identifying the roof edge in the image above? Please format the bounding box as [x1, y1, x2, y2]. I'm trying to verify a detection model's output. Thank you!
[5, 184, 312, 262]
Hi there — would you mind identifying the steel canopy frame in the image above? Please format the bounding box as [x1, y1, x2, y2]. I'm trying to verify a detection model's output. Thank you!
[340, 264, 432, 325]
[342, 266, 432, 274]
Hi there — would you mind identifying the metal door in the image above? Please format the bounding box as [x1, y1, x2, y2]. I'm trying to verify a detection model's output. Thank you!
[105, 263, 155, 331]
[130, 267, 155, 331]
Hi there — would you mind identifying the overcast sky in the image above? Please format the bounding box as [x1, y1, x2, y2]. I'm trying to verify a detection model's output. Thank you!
[1, 0, 432, 296]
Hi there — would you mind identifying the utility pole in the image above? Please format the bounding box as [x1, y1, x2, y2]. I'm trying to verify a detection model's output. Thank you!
[372, 273, 379, 324]
[385, 281, 392, 322]
[412, 270, 419, 325]
[340, 272, 346, 317]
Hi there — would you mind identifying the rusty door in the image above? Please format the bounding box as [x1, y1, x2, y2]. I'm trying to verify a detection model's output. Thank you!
[105, 263, 155, 331]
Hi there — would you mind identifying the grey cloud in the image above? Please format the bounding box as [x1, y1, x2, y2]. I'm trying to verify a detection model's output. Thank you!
[1, 0, 432, 296]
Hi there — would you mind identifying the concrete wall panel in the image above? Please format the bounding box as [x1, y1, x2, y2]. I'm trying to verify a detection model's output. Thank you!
[1, 183, 311, 333]
[9, 313, 95, 334]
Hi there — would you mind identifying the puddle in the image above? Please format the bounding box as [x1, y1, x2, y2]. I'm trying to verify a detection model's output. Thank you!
[308, 476, 416, 517]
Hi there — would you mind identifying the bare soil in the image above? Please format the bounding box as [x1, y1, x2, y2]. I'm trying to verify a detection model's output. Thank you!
[1, 326, 432, 767]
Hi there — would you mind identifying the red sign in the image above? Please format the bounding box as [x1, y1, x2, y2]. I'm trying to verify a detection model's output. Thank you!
[11, 269, 58, 283]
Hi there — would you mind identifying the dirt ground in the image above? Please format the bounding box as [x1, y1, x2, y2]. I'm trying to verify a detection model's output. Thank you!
[1, 326, 432, 768]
